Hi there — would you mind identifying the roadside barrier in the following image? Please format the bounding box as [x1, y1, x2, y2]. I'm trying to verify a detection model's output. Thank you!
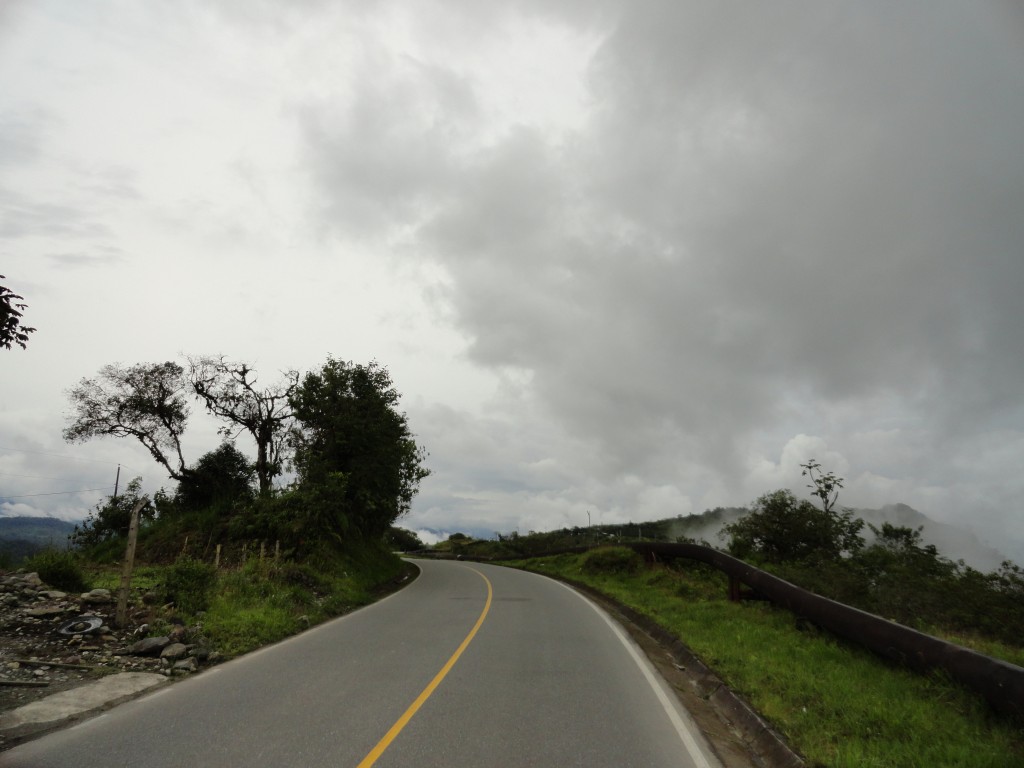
[413, 543, 1024, 720]
[628, 542, 1024, 722]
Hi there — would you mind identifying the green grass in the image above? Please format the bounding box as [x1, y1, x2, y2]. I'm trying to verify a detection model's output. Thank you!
[927, 628, 1024, 669]
[518, 553, 1024, 768]
[82, 545, 409, 658]
[87, 564, 165, 593]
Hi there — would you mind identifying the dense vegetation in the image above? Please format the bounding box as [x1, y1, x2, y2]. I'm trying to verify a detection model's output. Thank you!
[722, 491, 1024, 648]
[3, 355, 432, 657]
[63, 355, 429, 565]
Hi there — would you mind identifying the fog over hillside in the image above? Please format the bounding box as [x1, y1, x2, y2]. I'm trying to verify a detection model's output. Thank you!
[667, 504, 1020, 572]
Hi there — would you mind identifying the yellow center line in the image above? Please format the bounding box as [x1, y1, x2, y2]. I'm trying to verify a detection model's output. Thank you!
[356, 566, 493, 768]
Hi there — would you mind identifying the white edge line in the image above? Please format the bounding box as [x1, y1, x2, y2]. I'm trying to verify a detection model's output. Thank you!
[555, 581, 717, 768]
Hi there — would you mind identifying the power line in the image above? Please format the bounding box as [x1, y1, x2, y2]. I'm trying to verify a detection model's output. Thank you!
[0, 487, 111, 499]
[0, 445, 138, 470]
[0, 471, 71, 481]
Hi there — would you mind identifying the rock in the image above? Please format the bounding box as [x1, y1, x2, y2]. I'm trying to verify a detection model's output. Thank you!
[24, 606, 65, 618]
[22, 573, 43, 588]
[160, 642, 188, 660]
[40, 590, 67, 600]
[128, 636, 171, 656]
[172, 657, 198, 673]
[81, 589, 113, 605]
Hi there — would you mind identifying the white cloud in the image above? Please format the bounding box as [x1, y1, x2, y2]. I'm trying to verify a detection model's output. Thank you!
[1, 1, 1022, 567]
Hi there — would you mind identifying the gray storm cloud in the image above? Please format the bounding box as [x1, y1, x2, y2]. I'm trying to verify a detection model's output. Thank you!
[301, 1, 1024, 543]
[1, 1, 1021, 559]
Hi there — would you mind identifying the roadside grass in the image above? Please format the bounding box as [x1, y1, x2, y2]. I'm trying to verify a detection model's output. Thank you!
[517, 553, 1024, 768]
[87, 564, 164, 593]
[83, 545, 410, 658]
[926, 628, 1024, 669]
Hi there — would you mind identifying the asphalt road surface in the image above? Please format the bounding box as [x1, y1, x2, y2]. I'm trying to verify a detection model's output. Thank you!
[2, 559, 721, 767]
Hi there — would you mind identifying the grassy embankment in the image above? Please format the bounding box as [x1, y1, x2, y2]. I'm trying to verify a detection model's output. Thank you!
[80, 544, 409, 657]
[513, 548, 1024, 768]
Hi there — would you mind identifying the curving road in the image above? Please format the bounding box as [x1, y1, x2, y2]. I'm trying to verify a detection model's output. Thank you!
[1, 560, 721, 767]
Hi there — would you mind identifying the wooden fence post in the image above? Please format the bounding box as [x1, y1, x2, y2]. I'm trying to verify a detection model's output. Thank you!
[115, 498, 147, 628]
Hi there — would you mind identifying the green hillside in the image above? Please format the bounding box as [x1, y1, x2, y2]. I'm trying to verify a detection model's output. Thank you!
[0, 516, 77, 563]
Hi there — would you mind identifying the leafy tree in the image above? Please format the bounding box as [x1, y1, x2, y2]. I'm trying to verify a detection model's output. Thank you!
[723, 488, 864, 564]
[71, 478, 153, 549]
[187, 356, 298, 495]
[290, 358, 430, 538]
[0, 276, 36, 350]
[175, 442, 255, 512]
[64, 362, 190, 481]
[387, 526, 425, 551]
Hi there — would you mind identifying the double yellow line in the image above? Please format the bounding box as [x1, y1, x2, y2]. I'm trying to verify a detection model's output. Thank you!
[356, 567, 493, 767]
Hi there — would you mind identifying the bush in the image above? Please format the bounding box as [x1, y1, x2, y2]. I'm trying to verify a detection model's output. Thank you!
[23, 548, 90, 593]
[582, 546, 642, 575]
[163, 557, 218, 615]
[71, 477, 154, 550]
[723, 489, 864, 564]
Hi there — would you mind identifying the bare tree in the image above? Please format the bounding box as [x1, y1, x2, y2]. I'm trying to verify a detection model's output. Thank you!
[187, 355, 298, 495]
[64, 362, 189, 480]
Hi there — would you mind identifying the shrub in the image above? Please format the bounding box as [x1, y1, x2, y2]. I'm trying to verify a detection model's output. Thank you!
[722, 489, 864, 564]
[582, 546, 642, 575]
[163, 557, 218, 615]
[23, 548, 89, 593]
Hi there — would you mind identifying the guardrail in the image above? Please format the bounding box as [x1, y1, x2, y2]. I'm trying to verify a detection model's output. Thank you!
[412, 543, 1024, 720]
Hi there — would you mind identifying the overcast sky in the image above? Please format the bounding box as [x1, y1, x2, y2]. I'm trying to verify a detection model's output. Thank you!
[2, 1, 1022, 558]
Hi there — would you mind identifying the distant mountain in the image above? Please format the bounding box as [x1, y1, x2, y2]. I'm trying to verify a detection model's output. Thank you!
[855, 503, 1013, 572]
[0, 516, 77, 563]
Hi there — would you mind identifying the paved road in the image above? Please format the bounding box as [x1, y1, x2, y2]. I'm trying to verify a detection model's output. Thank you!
[1, 560, 720, 767]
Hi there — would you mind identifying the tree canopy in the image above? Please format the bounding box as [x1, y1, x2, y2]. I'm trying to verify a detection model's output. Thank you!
[188, 355, 297, 495]
[723, 488, 864, 564]
[0, 276, 36, 350]
[63, 362, 190, 481]
[175, 442, 255, 511]
[62, 355, 431, 557]
[290, 359, 430, 538]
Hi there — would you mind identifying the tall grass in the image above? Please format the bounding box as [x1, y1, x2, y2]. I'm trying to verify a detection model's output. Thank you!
[84, 544, 409, 658]
[521, 553, 1024, 767]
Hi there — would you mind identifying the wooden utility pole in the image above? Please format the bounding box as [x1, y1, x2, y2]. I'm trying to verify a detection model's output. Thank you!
[115, 498, 147, 628]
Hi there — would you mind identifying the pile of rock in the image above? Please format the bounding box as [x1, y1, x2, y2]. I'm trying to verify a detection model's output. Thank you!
[0, 571, 219, 697]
